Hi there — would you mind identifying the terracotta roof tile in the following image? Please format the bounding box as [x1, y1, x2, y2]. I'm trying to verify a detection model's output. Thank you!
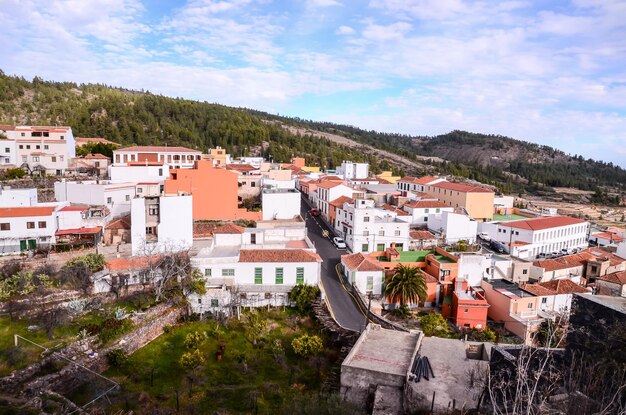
[399, 176, 441, 184]
[0, 206, 56, 218]
[226, 164, 257, 172]
[410, 230, 436, 240]
[430, 181, 492, 193]
[342, 253, 384, 272]
[239, 249, 321, 262]
[592, 232, 625, 242]
[107, 256, 151, 272]
[500, 216, 587, 231]
[212, 223, 245, 234]
[381, 204, 410, 216]
[404, 200, 450, 209]
[81, 153, 110, 160]
[522, 279, 588, 296]
[56, 226, 102, 236]
[59, 205, 89, 212]
[316, 181, 344, 189]
[106, 216, 131, 230]
[330, 196, 354, 208]
[598, 271, 626, 285]
[117, 146, 201, 153]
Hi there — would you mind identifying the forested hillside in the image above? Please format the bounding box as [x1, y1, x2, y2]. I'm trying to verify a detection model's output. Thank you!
[1, 71, 624, 200]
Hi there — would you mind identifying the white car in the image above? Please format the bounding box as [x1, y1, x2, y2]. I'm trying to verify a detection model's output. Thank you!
[478, 232, 491, 242]
[332, 237, 347, 249]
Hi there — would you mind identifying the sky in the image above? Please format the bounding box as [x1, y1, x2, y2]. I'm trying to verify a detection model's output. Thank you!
[1, 0, 625, 167]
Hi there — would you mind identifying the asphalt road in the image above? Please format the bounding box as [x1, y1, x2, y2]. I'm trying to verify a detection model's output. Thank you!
[300, 195, 366, 332]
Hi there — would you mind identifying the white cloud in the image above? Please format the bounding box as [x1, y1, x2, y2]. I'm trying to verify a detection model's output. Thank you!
[307, 0, 342, 7]
[336, 25, 355, 35]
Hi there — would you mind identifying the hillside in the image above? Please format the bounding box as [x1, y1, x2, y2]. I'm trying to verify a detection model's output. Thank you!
[1, 71, 624, 202]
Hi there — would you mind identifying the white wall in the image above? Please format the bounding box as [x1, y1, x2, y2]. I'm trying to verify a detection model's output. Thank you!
[347, 268, 385, 295]
[0, 213, 57, 252]
[428, 211, 478, 244]
[458, 254, 492, 287]
[55, 181, 135, 217]
[109, 164, 170, 184]
[262, 190, 301, 220]
[262, 178, 296, 189]
[0, 140, 18, 165]
[617, 242, 626, 260]
[494, 195, 514, 208]
[0, 188, 38, 207]
[337, 161, 369, 179]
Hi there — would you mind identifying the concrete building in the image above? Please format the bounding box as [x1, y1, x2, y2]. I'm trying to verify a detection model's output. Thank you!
[315, 181, 357, 222]
[596, 271, 626, 297]
[164, 160, 261, 221]
[205, 146, 230, 166]
[427, 210, 478, 244]
[0, 206, 58, 253]
[590, 231, 624, 247]
[54, 180, 137, 218]
[520, 279, 589, 315]
[426, 181, 495, 222]
[451, 282, 490, 330]
[402, 199, 454, 226]
[397, 176, 445, 193]
[113, 146, 202, 169]
[69, 154, 110, 176]
[0, 139, 18, 166]
[482, 216, 590, 259]
[0, 125, 76, 175]
[336, 160, 369, 180]
[261, 188, 300, 220]
[341, 252, 386, 295]
[341, 325, 421, 413]
[109, 163, 170, 184]
[130, 194, 193, 256]
[337, 198, 410, 253]
[0, 188, 38, 207]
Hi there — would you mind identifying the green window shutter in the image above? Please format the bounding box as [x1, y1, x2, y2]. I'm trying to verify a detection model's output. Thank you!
[205, 268, 211, 277]
[366, 276, 373, 291]
[275, 268, 283, 284]
[362, 243, 368, 251]
[255, 268, 263, 284]
[210, 299, 218, 307]
[296, 267, 304, 285]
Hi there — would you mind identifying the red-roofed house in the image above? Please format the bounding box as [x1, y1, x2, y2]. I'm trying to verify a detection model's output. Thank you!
[451, 280, 490, 330]
[521, 279, 588, 314]
[597, 271, 626, 297]
[341, 252, 386, 295]
[591, 231, 625, 247]
[0, 206, 58, 252]
[316, 181, 360, 222]
[402, 199, 455, 226]
[113, 146, 202, 169]
[69, 153, 111, 176]
[426, 181, 495, 222]
[397, 176, 445, 193]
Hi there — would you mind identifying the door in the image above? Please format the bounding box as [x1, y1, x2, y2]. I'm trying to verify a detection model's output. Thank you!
[19, 240, 27, 251]
[28, 239, 37, 250]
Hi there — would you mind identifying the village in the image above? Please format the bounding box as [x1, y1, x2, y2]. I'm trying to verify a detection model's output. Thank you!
[0, 125, 624, 414]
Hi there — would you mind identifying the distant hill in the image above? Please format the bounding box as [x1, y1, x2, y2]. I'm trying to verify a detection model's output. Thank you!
[0, 71, 624, 202]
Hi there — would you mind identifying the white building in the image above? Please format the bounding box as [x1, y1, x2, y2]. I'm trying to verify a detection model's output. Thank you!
[337, 199, 410, 253]
[316, 181, 357, 221]
[341, 252, 385, 295]
[261, 188, 301, 220]
[336, 161, 369, 180]
[1, 125, 76, 175]
[481, 216, 589, 259]
[521, 279, 589, 315]
[396, 176, 445, 193]
[109, 163, 170, 184]
[402, 200, 454, 226]
[54, 180, 137, 218]
[494, 195, 515, 209]
[131, 194, 193, 256]
[0, 188, 38, 207]
[617, 241, 626, 260]
[112, 146, 202, 169]
[0, 206, 58, 253]
[189, 221, 321, 315]
[428, 211, 478, 244]
[0, 139, 18, 166]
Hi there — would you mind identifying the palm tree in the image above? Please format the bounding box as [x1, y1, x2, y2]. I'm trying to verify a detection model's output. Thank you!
[385, 264, 427, 308]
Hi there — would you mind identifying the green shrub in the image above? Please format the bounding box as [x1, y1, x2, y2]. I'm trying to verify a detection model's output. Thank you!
[63, 253, 106, 273]
[179, 349, 205, 371]
[289, 284, 320, 315]
[0, 270, 52, 300]
[470, 326, 496, 342]
[291, 334, 323, 357]
[420, 313, 451, 337]
[184, 331, 207, 350]
[98, 318, 133, 344]
[107, 348, 128, 367]
[391, 304, 411, 319]
[4, 168, 26, 180]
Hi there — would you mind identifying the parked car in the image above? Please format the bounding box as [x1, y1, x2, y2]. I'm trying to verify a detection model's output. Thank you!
[310, 208, 320, 217]
[537, 252, 549, 259]
[490, 240, 505, 254]
[332, 237, 347, 249]
[478, 232, 491, 242]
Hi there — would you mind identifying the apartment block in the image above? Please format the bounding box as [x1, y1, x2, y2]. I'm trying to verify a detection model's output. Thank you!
[113, 146, 202, 169]
[426, 181, 495, 222]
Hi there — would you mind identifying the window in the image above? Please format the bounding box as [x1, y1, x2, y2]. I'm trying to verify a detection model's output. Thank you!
[159, 168, 163, 176]
[378, 229, 384, 236]
[198, 298, 202, 304]
[4, 147, 8, 153]
[38, 221, 46, 228]
[222, 269, 235, 277]
[362, 243, 369, 251]
[21, 156, 27, 162]
[363, 230, 369, 236]
[32, 156, 39, 162]
[275, 268, 283, 284]
[425, 208, 429, 213]
[137, 188, 143, 193]
[251, 233, 256, 244]
[522, 269, 528, 275]
[125, 195, 130, 201]
[255, 268, 263, 284]
[377, 243, 385, 251]
[19, 145, 23, 149]
[251, 182, 255, 187]
[51, 157, 56, 162]
[60, 135, 64, 139]
[541, 298, 547, 304]
[464, 309, 469, 313]
[205, 269, 211, 277]
[107, 197, 112, 204]
[26, 145, 30, 149]
[436, 208, 440, 213]
[0, 223, 10, 231]
[148, 205, 159, 215]
[424, 217, 428, 222]
[211, 299, 219, 307]
[44, 145, 49, 150]
[21, 133, 25, 137]
[36, 145, 40, 149]
[27, 222, 35, 229]
[394, 230, 400, 236]
[363, 216, 369, 222]
[527, 303, 533, 309]
[296, 267, 304, 284]
[366, 276, 373, 291]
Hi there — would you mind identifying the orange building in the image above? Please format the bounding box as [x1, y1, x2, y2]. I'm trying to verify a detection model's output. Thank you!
[450, 280, 489, 330]
[164, 160, 261, 221]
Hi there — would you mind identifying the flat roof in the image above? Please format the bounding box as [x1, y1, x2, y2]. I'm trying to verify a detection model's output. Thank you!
[343, 325, 419, 377]
[576, 293, 626, 314]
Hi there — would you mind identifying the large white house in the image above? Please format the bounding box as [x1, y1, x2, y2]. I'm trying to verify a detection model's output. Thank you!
[335, 198, 410, 253]
[315, 181, 357, 222]
[113, 146, 201, 169]
[341, 252, 385, 295]
[481, 216, 589, 259]
[130, 194, 193, 256]
[54, 180, 137, 218]
[396, 176, 445, 194]
[0, 206, 58, 252]
[261, 188, 301, 220]
[336, 161, 369, 180]
[0, 125, 76, 174]
[0, 188, 38, 207]
[402, 200, 455, 226]
[427, 211, 478, 244]
[109, 163, 170, 184]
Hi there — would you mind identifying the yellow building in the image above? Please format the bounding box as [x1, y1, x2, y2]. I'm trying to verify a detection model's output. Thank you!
[376, 171, 401, 184]
[426, 181, 494, 222]
[204, 146, 230, 166]
[302, 165, 321, 173]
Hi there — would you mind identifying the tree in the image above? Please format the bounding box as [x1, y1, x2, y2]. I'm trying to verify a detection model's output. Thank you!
[59, 253, 106, 294]
[184, 331, 207, 350]
[419, 312, 450, 337]
[385, 264, 427, 307]
[291, 334, 324, 357]
[3, 168, 26, 179]
[244, 310, 268, 346]
[0, 270, 52, 300]
[289, 284, 320, 315]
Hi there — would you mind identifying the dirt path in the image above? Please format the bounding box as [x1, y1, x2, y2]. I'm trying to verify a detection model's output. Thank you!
[275, 122, 441, 174]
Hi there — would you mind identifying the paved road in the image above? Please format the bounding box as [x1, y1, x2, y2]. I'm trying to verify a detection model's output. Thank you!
[300, 195, 366, 332]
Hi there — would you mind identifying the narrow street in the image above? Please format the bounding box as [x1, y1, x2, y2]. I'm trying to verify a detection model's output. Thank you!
[300, 194, 366, 332]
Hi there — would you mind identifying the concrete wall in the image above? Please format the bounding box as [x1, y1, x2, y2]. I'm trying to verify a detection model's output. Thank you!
[0, 188, 38, 207]
[262, 190, 300, 220]
[109, 164, 169, 184]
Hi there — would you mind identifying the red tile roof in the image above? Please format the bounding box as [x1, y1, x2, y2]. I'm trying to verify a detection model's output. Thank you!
[81, 153, 110, 160]
[592, 232, 625, 243]
[107, 256, 151, 272]
[0, 206, 56, 218]
[410, 230, 436, 240]
[59, 205, 89, 212]
[330, 196, 354, 208]
[239, 249, 322, 262]
[316, 181, 344, 189]
[430, 181, 492, 193]
[399, 176, 441, 184]
[117, 146, 201, 153]
[56, 226, 102, 236]
[342, 253, 384, 272]
[533, 248, 626, 272]
[500, 216, 587, 231]
[212, 223, 245, 234]
[106, 216, 131, 230]
[404, 200, 450, 209]
[382, 204, 410, 216]
[226, 164, 257, 172]
[522, 279, 588, 296]
[598, 271, 626, 285]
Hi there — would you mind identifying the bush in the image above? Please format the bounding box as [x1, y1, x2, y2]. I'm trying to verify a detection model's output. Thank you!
[291, 334, 324, 357]
[179, 349, 205, 371]
[59, 253, 106, 293]
[0, 270, 52, 300]
[4, 168, 26, 180]
[289, 284, 320, 315]
[107, 348, 129, 367]
[420, 313, 451, 337]
[99, 318, 133, 344]
[391, 304, 411, 319]
[470, 326, 496, 342]
[184, 331, 207, 350]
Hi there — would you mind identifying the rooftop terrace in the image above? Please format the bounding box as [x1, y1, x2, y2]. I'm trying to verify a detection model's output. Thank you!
[492, 213, 528, 221]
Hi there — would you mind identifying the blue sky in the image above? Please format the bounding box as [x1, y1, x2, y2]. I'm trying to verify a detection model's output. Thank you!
[1, 0, 625, 166]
